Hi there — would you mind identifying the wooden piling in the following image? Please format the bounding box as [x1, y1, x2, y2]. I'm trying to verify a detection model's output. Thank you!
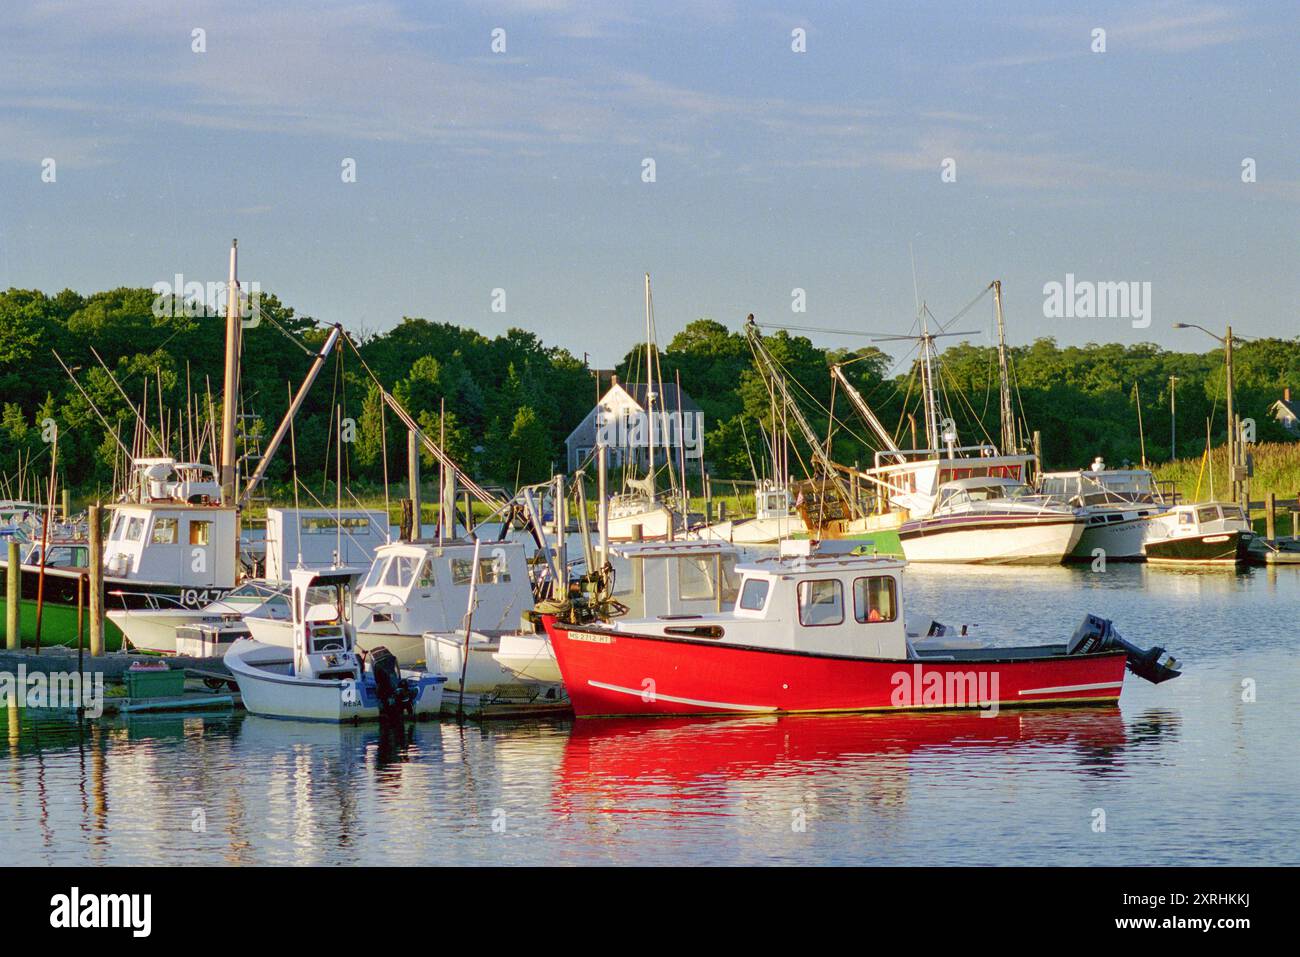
[399, 498, 414, 541]
[5, 540, 19, 650]
[1266, 493, 1276, 541]
[88, 504, 104, 657]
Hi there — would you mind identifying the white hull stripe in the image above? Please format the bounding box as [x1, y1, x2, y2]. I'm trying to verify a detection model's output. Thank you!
[1017, 680, 1124, 696]
[587, 680, 778, 712]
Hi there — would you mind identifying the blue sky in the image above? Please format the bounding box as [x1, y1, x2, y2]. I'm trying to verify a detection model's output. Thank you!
[1, 0, 1297, 367]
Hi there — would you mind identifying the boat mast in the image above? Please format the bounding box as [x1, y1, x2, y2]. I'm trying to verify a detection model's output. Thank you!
[919, 306, 941, 455]
[993, 279, 1016, 454]
[643, 272, 656, 502]
[219, 239, 242, 505]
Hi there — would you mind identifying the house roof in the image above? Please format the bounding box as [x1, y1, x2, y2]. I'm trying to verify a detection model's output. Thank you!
[1270, 398, 1300, 419]
[620, 382, 701, 413]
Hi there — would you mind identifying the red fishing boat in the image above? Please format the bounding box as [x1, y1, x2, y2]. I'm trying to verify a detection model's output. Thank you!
[542, 554, 1180, 718]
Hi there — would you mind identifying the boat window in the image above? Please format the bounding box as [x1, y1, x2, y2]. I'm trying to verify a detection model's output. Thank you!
[738, 578, 769, 611]
[797, 579, 844, 627]
[1221, 506, 1247, 522]
[110, 513, 124, 540]
[451, 556, 512, 585]
[853, 576, 897, 624]
[480, 554, 512, 584]
[189, 520, 211, 546]
[416, 558, 436, 588]
[363, 559, 387, 590]
[384, 555, 419, 588]
[151, 517, 178, 544]
[719, 555, 740, 604]
[678, 556, 716, 601]
[1196, 506, 1220, 524]
[1178, 511, 1194, 525]
[125, 517, 145, 542]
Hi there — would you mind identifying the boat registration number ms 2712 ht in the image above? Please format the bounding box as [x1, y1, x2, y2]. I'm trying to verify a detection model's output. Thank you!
[543, 554, 1180, 718]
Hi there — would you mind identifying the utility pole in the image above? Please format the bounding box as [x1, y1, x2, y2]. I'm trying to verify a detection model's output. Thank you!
[1225, 325, 1236, 504]
[1168, 375, 1179, 460]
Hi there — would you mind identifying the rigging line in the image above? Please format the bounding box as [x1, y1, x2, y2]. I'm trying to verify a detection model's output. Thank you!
[752, 321, 899, 338]
[937, 350, 996, 449]
[935, 283, 994, 336]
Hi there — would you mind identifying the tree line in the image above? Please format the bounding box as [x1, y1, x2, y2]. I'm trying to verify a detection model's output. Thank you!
[1, 285, 1296, 501]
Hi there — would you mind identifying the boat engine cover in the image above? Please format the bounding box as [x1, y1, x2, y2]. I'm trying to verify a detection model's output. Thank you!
[1067, 613, 1181, 684]
[369, 646, 414, 720]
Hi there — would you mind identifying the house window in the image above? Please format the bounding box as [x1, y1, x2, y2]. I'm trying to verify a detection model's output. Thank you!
[853, 576, 897, 623]
[797, 579, 844, 627]
[151, 517, 178, 544]
[189, 520, 211, 546]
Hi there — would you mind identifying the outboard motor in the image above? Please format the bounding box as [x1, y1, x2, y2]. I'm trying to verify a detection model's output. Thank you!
[369, 645, 417, 720]
[1067, 614, 1181, 684]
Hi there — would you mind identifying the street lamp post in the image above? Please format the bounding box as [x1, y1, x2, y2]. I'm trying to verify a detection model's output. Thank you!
[1173, 322, 1240, 504]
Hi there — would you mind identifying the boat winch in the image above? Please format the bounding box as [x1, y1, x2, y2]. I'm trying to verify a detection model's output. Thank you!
[1067, 614, 1181, 684]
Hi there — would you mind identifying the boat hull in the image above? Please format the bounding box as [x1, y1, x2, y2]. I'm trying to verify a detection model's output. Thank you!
[899, 514, 1083, 564]
[426, 630, 564, 693]
[605, 506, 674, 541]
[1069, 514, 1155, 562]
[1145, 530, 1253, 565]
[107, 608, 218, 653]
[543, 617, 1129, 718]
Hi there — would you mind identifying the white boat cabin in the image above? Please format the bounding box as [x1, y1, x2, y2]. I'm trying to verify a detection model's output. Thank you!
[22, 539, 91, 569]
[866, 448, 1036, 516]
[1151, 502, 1250, 539]
[354, 538, 535, 636]
[753, 482, 795, 519]
[291, 566, 366, 681]
[263, 507, 389, 582]
[1039, 467, 1166, 506]
[608, 540, 742, 617]
[101, 456, 238, 593]
[608, 554, 909, 661]
[104, 503, 238, 592]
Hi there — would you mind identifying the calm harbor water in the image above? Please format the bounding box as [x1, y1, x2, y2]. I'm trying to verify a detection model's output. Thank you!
[2, 561, 1297, 866]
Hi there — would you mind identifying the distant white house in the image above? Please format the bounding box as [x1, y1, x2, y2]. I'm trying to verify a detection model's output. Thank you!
[564, 375, 704, 473]
[1269, 387, 1300, 437]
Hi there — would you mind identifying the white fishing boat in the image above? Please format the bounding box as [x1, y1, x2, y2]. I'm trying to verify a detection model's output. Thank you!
[693, 482, 807, 544]
[1038, 465, 1171, 562]
[342, 537, 538, 665]
[224, 567, 446, 722]
[898, 477, 1084, 565]
[604, 490, 677, 541]
[1143, 502, 1253, 565]
[110, 506, 384, 653]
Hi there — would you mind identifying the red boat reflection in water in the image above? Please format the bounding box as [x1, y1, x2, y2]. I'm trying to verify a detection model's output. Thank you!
[551, 707, 1129, 820]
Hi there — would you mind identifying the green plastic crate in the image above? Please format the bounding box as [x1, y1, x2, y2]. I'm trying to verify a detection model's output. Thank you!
[124, 668, 185, 699]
